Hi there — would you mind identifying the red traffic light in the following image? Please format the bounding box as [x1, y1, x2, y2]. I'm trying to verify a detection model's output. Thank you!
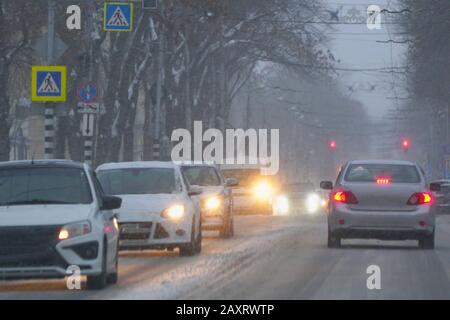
[329, 140, 337, 150]
[402, 138, 410, 150]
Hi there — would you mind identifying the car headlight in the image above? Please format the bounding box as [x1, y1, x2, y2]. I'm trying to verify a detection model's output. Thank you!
[275, 195, 290, 215]
[58, 221, 91, 240]
[205, 196, 221, 211]
[161, 204, 185, 220]
[306, 193, 321, 214]
[253, 182, 273, 199]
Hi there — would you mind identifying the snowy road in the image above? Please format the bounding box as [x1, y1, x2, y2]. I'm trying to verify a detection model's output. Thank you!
[1, 214, 450, 300]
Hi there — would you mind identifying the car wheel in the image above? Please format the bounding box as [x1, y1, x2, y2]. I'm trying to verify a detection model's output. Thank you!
[219, 219, 232, 238]
[195, 224, 202, 254]
[180, 218, 201, 256]
[419, 230, 435, 249]
[219, 206, 234, 238]
[107, 244, 119, 285]
[230, 217, 235, 237]
[327, 229, 341, 248]
[87, 241, 108, 290]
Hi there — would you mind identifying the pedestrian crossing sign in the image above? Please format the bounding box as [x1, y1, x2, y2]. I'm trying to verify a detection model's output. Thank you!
[31, 66, 67, 102]
[104, 2, 133, 32]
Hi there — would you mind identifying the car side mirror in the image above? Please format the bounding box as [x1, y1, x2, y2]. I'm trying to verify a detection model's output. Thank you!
[188, 186, 202, 196]
[225, 178, 239, 187]
[320, 181, 333, 190]
[430, 183, 441, 192]
[101, 195, 122, 210]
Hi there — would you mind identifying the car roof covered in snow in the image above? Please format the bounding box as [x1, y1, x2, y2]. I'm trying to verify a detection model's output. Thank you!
[0, 159, 85, 169]
[96, 161, 178, 171]
[348, 159, 417, 166]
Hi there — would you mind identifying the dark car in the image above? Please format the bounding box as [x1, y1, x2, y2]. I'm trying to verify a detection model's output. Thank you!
[285, 182, 324, 215]
[430, 180, 450, 214]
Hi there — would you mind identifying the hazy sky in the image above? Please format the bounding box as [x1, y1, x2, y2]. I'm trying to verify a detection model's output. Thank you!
[325, 0, 406, 119]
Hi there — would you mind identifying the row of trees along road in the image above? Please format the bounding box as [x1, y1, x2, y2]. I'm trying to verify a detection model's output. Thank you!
[1, 0, 335, 165]
[397, 0, 450, 178]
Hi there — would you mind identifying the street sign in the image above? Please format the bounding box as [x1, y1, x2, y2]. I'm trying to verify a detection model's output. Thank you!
[77, 81, 99, 103]
[104, 2, 133, 32]
[31, 66, 67, 102]
[77, 102, 100, 114]
[81, 114, 95, 137]
[143, 0, 158, 9]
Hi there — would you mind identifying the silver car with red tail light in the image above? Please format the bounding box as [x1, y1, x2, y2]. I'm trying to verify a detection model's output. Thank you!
[320, 160, 439, 249]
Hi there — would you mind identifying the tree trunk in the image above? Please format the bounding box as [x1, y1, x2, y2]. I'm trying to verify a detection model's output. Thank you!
[122, 90, 138, 162]
[0, 63, 11, 161]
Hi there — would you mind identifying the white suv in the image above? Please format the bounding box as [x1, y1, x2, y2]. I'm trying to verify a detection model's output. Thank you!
[0, 160, 122, 290]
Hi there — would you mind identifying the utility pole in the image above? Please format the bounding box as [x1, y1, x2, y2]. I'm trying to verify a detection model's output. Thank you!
[44, 0, 55, 159]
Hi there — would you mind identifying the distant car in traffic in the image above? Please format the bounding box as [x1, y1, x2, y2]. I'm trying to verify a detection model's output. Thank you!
[321, 160, 438, 249]
[284, 182, 327, 215]
[180, 163, 238, 238]
[430, 180, 450, 214]
[96, 161, 202, 256]
[220, 163, 284, 215]
[0, 160, 122, 290]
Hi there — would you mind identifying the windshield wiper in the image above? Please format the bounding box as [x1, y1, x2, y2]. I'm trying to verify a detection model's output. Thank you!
[1, 199, 77, 206]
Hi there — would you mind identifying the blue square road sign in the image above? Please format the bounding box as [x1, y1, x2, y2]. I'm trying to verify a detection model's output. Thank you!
[104, 2, 133, 32]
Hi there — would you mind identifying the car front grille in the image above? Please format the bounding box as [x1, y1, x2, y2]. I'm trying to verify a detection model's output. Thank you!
[0, 225, 67, 269]
[119, 222, 152, 240]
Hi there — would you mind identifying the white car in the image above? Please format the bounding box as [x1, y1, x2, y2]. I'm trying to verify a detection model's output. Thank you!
[0, 160, 122, 290]
[96, 161, 202, 256]
[180, 163, 237, 238]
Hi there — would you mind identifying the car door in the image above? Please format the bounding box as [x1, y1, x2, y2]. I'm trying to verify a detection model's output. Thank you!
[91, 171, 118, 265]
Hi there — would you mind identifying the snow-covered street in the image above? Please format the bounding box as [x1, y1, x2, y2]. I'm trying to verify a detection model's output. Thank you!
[2, 214, 450, 300]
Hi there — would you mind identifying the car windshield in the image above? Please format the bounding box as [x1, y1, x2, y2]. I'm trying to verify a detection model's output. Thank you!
[290, 183, 315, 192]
[97, 168, 177, 195]
[344, 164, 421, 183]
[182, 167, 221, 187]
[0, 167, 92, 206]
[221, 169, 261, 187]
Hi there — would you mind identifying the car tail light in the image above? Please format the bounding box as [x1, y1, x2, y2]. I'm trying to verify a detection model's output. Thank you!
[376, 177, 390, 185]
[333, 191, 358, 204]
[407, 192, 432, 205]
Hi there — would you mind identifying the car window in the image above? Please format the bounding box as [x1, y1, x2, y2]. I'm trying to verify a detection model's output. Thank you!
[344, 164, 421, 183]
[0, 167, 92, 206]
[97, 168, 177, 195]
[182, 166, 221, 187]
